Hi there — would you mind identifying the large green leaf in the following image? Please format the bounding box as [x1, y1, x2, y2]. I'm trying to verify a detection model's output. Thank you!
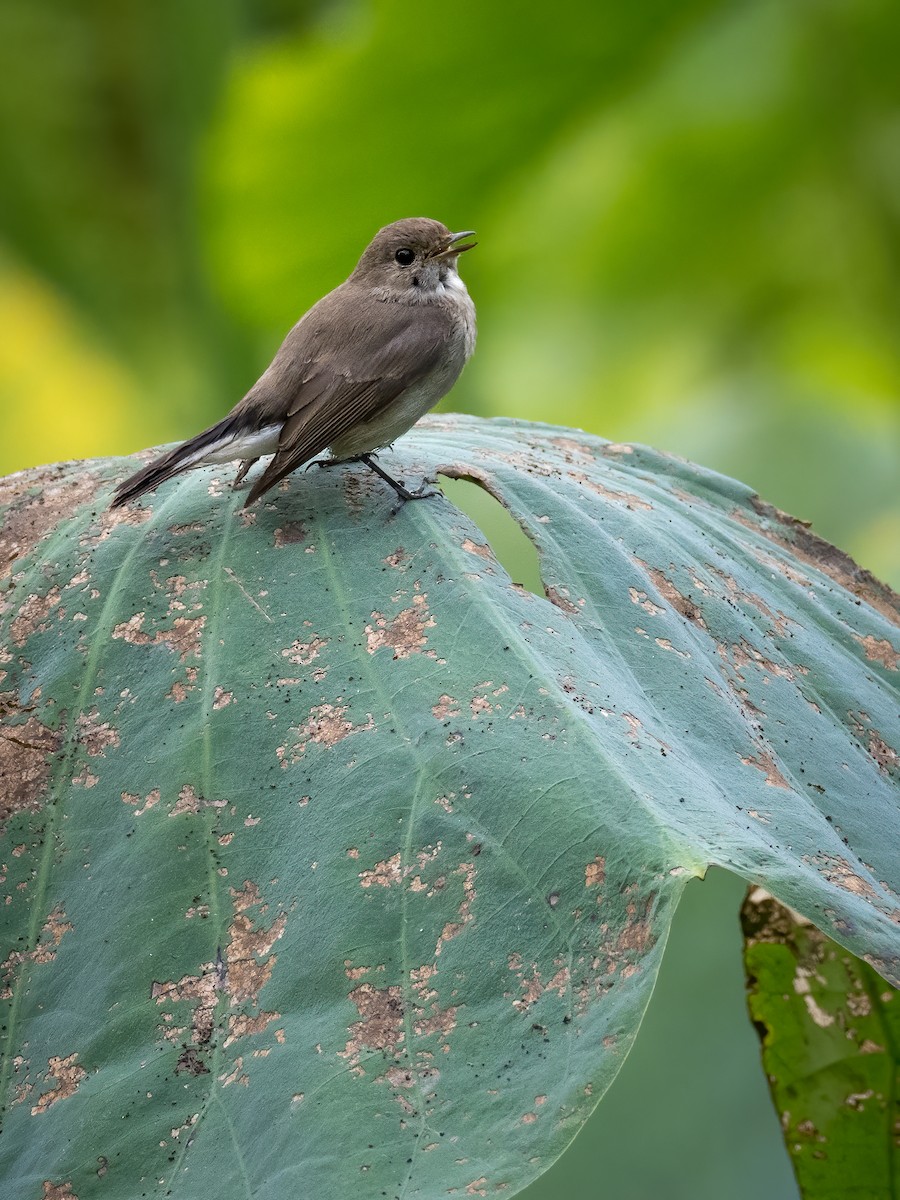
[1, 415, 897, 1198]
[743, 889, 899, 1199]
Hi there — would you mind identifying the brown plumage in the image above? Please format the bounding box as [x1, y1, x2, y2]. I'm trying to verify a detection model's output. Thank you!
[111, 218, 476, 510]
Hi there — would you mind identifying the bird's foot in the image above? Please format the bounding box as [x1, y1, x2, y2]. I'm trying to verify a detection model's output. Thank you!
[392, 482, 438, 502]
[304, 456, 350, 472]
[356, 454, 438, 511]
[388, 487, 438, 518]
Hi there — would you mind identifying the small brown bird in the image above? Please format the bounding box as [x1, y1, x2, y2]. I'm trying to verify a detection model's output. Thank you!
[111, 218, 477, 510]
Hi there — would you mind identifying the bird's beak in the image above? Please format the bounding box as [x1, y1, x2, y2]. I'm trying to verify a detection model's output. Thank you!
[432, 230, 477, 259]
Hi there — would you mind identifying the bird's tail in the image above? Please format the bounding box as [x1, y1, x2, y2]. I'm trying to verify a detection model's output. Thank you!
[110, 416, 240, 509]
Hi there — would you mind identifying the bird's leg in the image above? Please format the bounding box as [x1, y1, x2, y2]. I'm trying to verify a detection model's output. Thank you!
[358, 454, 437, 503]
[232, 457, 259, 489]
[305, 452, 437, 504]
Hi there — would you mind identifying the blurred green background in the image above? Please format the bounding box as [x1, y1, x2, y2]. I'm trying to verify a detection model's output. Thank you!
[3, 0, 898, 1195]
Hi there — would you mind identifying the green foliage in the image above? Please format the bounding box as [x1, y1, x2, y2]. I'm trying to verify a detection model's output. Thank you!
[200, 0, 900, 585]
[743, 891, 900, 1200]
[1, 1, 899, 586]
[1, 417, 897, 1198]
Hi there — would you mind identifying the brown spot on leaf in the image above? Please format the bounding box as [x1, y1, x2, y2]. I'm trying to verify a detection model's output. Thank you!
[75, 708, 119, 757]
[168, 667, 198, 703]
[359, 846, 441, 890]
[585, 857, 605, 889]
[0, 713, 60, 828]
[410, 963, 437, 1003]
[273, 520, 307, 547]
[366, 594, 435, 658]
[227, 881, 288, 1004]
[153, 969, 218, 1052]
[616, 896, 656, 954]
[154, 882, 286, 1075]
[849, 712, 899, 775]
[0, 468, 101, 581]
[572, 473, 652, 510]
[42, 1183, 78, 1200]
[117, 788, 158, 817]
[85, 503, 152, 544]
[740, 751, 790, 789]
[432, 694, 460, 720]
[435, 862, 476, 955]
[655, 637, 690, 658]
[745, 498, 900, 627]
[628, 588, 664, 616]
[854, 634, 898, 670]
[461, 537, 493, 560]
[866, 730, 898, 774]
[41, 907, 73, 951]
[384, 547, 408, 568]
[10, 586, 62, 646]
[719, 638, 802, 683]
[281, 636, 328, 666]
[637, 563, 707, 627]
[741, 887, 806, 943]
[279, 703, 374, 765]
[224, 1011, 281, 1048]
[622, 713, 642, 742]
[804, 853, 878, 900]
[359, 853, 405, 888]
[31, 1053, 86, 1114]
[414, 1003, 458, 1041]
[545, 587, 580, 615]
[509, 956, 570, 1011]
[339, 984, 405, 1068]
[382, 1065, 417, 1091]
[345, 963, 371, 980]
[1, 905, 73, 999]
[218, 1055, 250, 1087]
[170, 1113, 200, 1142]
[704, 564, 793, 636]
[176, 1047, 211, 1076]
[169, 785, 227, 816]
[550, 436, 595, 460]
[112, 611, 205, 661]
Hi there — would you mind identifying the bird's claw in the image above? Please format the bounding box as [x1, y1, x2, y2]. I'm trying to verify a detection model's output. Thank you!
[388, 484, 438, 517]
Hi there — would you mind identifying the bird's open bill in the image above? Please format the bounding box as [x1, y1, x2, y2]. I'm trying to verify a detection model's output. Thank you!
[431, 230, 477, 259]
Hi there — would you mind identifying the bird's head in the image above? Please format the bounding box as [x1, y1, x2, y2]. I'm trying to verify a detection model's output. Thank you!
[352, 218, 476, 297]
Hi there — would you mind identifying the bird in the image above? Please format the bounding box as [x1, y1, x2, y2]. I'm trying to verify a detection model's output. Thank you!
[110, 217, 477, 510]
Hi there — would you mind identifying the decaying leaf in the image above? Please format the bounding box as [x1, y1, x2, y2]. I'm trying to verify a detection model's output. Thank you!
[1, 415, 897, 1198]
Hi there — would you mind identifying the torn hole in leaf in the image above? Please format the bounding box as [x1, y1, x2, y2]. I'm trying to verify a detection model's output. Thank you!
[439, 475, 543, 599]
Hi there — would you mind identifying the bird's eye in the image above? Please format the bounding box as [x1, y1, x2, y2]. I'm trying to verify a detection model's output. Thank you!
[394, 248, 415, 266]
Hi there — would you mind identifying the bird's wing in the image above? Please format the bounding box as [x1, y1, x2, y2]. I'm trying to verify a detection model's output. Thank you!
[243, 290, 453, 505]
